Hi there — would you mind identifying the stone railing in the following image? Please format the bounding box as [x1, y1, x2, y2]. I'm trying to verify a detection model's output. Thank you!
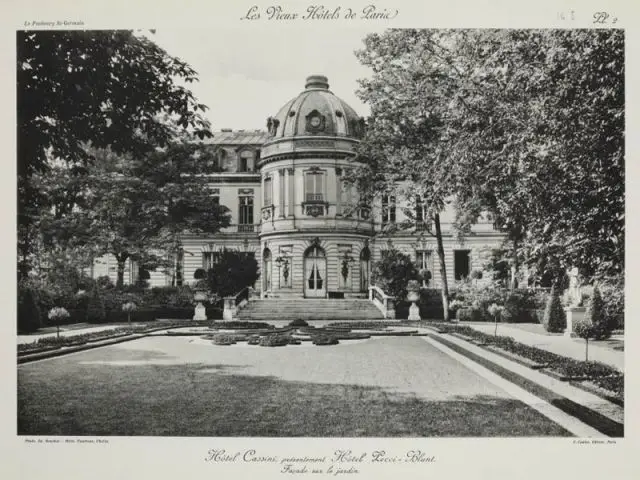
[368, 285, 396, 319]
[223, 286, 250, 321]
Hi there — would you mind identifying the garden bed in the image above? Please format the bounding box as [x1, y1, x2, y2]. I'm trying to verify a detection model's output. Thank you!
[428, 322, 623, 404]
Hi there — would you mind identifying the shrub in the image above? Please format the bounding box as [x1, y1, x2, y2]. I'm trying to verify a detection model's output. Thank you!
[289, 319, 309, 327]
[96, 276, 114, 289]
[194, 268, 207, 280]
[86, 286, 107, 323]
[456, 308, 471, 322]
[212, 333, 237, 346]
[18, 286, 42, 333]
[259, 334, 290, 347]
[585, 285, 611, 340]
[247, 335, 261, 345]
[599, 276, 624, 330]
[370, 248, 418, 300]
[312, 334, 339, 346]
[207, 249, 259, 297]
[542, 286, 566, 333]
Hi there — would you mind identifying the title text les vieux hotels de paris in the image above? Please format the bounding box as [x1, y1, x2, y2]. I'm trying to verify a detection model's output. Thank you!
[241, 5, 399, 21]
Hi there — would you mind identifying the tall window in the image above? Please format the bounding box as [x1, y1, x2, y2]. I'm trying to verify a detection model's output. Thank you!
[454, 250, 471, 280]
[264, 177, 273, 205]
[238, 151, 254, 172]
[239, 195, 254, 232]
[382, 195, 396, 224]
[203, 251, 221, 270]
[305, 171, 325, 201]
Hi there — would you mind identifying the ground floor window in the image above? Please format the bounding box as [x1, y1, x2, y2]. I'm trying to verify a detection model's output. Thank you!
[454, 250, 471, 280]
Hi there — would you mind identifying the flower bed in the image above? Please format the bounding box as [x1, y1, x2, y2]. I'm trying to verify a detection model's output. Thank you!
[210, 321, 275, 330]
[18, 320, 211, 354]
[429, 322, 623, 402]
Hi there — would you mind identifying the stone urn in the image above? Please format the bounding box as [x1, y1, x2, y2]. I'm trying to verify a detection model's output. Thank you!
[407, 280, 421, 321]
[193, 281, 208, 321]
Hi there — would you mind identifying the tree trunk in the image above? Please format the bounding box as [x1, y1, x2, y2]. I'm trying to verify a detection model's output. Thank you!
[585, 339, 589, 362]
[434, 213, 450, 321]
[510, 239, 519, 292]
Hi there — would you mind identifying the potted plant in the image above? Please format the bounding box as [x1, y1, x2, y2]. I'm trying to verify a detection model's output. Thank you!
[48, 307, 70, 339]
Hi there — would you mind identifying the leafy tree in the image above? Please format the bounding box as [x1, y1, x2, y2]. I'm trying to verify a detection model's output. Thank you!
[207, 249, 259, 298]
[353, 29, 623, 301]
[39, 142, 231, 287]
[573, 320, 596, 362]
[370, 248, 418, 301]
[542, 285, 566, 333]
[18, 30, 212, 279]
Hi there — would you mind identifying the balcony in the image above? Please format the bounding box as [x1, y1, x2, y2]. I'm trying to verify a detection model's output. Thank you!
[220, 224, 261, 234]
[302, 193, 328, 217]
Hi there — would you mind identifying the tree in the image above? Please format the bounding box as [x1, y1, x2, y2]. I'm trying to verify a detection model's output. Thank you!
[573, 320, 596, 362]
[18, 30, 213, 279]
[39, 142, 231, 287]
[585, 285, 611, 340]
[354, 29, 623, 300]
[207, 249, 259, 298]
[542, 285, 566, 333]
[354, 30, 470, 321]
[370, 248, 418, 301]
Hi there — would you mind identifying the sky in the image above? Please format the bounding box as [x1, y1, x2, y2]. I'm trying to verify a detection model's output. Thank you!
[148, 26, 387, 131]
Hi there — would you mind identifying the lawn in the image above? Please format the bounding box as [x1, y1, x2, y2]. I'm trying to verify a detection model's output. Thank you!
[18, 336, 572, 437]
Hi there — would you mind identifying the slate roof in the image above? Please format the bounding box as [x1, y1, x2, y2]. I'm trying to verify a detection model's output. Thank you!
[201, 130, 269, 146]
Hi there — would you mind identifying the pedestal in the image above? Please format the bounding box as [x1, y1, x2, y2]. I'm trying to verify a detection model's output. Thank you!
[564, 306, 586, 336]
[408, 302, 421, 321]
[193, 302, 207, 321]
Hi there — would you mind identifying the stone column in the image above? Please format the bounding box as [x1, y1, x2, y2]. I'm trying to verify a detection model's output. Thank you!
[287, 168, 294, 217]
[335, 167, 342, 216]
[278, 169, 285, 217]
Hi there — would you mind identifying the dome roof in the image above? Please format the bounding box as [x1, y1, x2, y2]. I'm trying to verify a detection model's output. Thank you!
[265, 75, 364, 141]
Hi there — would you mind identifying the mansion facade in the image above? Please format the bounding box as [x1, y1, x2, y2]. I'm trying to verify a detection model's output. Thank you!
[92, 75, 505, 297]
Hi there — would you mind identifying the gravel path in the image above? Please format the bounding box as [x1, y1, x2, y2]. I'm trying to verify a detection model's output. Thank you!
[75, 335, 515, 402]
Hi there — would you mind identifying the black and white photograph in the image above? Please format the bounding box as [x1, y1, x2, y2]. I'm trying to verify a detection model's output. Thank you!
[8, 1, 635, 478]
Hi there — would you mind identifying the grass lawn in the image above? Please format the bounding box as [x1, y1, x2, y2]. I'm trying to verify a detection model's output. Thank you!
[18, 337, 572, 437]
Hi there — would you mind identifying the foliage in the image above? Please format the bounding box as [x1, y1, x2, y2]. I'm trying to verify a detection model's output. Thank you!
[38, 143, 231, 287]
[599, 275, 624, 330]
[206, 249, 260, 297]
[210, 321, 274, 330]
[18, 30, 213, 278]
[371, 248, 418, 300]
[211, 334, 237, 346]
[584, 285, 611, 340]
[259, 334, 290, 347]
[311, 334, 340, 346]
[194, 268, 207, 280]
[353, 29, 623, 289]
[86, 286, 106, 323]
[18, 285, 42, 333]
[289, 319, 309, 327]
[542, 286, 566, 333]
[48, 307, 70, 321]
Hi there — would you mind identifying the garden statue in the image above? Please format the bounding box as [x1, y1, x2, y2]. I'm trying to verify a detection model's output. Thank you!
[567, 267, 583, 307]
[407, 279, 421, 321]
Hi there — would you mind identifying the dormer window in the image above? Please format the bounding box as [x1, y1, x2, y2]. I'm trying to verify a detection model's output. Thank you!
[238, 150, 255, 172]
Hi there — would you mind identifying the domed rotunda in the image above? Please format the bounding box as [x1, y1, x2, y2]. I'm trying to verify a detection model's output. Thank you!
[259, 75, 373, 298]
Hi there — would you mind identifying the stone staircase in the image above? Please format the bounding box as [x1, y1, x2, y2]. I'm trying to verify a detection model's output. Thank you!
[236, 298, 384, 322]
